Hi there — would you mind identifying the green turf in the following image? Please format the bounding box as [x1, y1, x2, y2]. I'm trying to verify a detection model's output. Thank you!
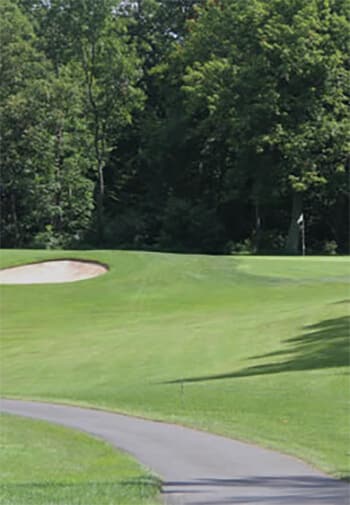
[0, 250, 349, 478]
[0, 413, 160, 504]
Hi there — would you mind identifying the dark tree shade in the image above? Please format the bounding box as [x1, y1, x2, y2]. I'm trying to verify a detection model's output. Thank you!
[2, 0, 349, 253]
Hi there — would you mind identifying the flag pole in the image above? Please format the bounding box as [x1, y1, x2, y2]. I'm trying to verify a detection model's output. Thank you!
[297, 213, 306, 256]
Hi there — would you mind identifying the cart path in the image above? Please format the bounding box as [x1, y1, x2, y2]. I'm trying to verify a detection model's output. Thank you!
[1, 399, 349, 505]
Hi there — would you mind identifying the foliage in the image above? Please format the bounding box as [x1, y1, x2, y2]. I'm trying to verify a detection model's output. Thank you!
[182, 0, 350, 253]
[323, 239, 338, 255]
[159, 197, 226, 253]
[0, 0, 94, 248]
[1, 0, 349, 252]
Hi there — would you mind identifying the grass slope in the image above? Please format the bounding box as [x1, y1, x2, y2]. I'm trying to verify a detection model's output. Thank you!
[0, 250, 349, 478]
[0, 413, 160, 504]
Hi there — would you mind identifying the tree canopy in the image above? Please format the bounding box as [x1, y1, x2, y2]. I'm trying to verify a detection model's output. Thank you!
[1, 0, 349, 253]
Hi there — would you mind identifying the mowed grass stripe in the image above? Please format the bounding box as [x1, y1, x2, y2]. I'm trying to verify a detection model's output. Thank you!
[0, 250, 349, 478]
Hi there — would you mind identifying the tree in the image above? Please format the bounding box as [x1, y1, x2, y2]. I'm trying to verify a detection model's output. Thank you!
[1, 0, 95, 247]
[64, 0, 144, 242]
[182, 0, 350, 253]
[101, 0, 205, 248]
[19, 0, 145, 243]
[3, 0, 348, 253]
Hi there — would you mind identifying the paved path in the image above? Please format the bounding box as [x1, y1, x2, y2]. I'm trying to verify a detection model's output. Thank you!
[1, 399, 349, 505]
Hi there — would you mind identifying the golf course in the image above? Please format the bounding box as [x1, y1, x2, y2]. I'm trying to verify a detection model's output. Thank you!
[0, 250, 349, 504]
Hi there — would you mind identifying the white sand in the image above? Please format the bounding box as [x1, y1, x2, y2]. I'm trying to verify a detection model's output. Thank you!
[0, 260, 108, 285]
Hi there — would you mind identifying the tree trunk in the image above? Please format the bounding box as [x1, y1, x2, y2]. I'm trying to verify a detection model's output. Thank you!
[96, 160, 105, 244]
[11, 192, 20, 247]
[54, 126, 63, 231]
[254, 199, 262, 252]
[285, 192, 303, 254]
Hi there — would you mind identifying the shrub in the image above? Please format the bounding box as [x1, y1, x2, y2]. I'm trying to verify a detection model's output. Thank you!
[158, 197, 226, 253]
[323, 240, 338, 255]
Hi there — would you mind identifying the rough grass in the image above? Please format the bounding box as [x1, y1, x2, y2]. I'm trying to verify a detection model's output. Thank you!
[0, 413, 160, 504]
[0, 250, 349, 478]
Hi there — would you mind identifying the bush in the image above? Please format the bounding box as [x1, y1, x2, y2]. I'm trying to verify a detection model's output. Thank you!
[158, 197, 226, 253]
[224, 238, 253, 255]
[323, 240, 338, 255]
[103, 210, 150, 249]
[258, 230, 286, 253]
[31, 225, 74, 249]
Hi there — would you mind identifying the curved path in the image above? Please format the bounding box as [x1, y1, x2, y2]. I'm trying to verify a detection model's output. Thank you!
[1, 399, 348, 505]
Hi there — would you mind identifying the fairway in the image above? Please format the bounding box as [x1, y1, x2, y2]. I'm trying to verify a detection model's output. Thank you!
[1, 250, 349, 478]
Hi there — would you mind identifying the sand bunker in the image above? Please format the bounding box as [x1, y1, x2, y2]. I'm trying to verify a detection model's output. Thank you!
[0, 260, 108, 285]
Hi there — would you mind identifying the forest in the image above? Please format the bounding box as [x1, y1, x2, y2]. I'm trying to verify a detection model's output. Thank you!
[1, 0, 349, 254]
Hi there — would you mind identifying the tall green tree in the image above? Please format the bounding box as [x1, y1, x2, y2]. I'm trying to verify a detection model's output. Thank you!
[98, 0, 204, 248]
[19, 0, 145, 242]
[65, 0, 144, 241]
[182, 0, 350, 253]
[1, 0, 95, 247]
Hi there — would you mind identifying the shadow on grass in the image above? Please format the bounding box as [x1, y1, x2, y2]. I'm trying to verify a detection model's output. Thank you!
[164, 316, 350, 384]
[162, 476, 350, 504]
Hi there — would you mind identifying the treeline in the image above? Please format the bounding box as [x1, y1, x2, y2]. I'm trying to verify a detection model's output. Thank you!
[1, 0, 349, 254]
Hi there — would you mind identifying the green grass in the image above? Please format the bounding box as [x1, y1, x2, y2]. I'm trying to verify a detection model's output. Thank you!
[1, 250, 349, 479]
[0, 413, 160, 504]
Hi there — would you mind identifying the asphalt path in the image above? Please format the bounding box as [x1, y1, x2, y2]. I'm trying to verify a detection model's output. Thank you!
[1, 399, 349, 505]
